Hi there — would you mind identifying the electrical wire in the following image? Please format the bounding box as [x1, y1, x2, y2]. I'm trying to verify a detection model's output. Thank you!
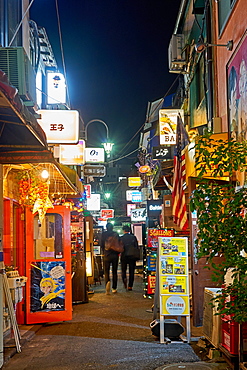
[55, 0, 71, 108]
[118, 74, 180, 158]
[107, 147, 141, 164]
[36, 87, 71, 110]
[8, 0, 36, 47]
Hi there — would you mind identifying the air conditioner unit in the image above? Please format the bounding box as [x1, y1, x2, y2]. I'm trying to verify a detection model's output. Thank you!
[203, 287, 222, 348]
[0, 47, 36, 104]
[168, 34, 187, 74]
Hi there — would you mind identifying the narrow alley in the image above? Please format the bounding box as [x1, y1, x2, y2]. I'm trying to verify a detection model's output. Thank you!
[2, 273, 230, 370]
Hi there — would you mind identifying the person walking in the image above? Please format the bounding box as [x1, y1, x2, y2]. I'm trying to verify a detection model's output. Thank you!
[120, 225, 140, 291]
[101, 222, 120, 294]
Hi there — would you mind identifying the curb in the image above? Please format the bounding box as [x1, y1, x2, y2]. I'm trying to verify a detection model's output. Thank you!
[3, 324, 42, 366]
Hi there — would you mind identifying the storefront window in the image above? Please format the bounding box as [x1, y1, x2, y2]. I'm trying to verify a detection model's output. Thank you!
[34, 213, 63, 259]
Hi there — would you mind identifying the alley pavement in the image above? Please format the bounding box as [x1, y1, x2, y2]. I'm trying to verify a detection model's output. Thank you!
[2, 273, 229, 370]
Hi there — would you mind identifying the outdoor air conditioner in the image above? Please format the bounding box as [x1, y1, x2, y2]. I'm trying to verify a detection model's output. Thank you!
[168, 34, 187, 74]
[0, 47, 36, 104]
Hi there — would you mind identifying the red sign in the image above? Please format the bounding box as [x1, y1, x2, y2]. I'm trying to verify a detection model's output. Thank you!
[147, 275, 156, 295]
[147, 228, 174, 249]
[84, 184, 91, 199]
[101, 209, 114, 219]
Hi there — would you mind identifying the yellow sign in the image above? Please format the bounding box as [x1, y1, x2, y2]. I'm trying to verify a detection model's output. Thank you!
[160, 237, 187, 256]
[128, 177, 141, 187]
[161, 295, 190, 315]
[160, 275, 187, 295]
[160, 256, 187, 275]
[158, 236, 189, 317]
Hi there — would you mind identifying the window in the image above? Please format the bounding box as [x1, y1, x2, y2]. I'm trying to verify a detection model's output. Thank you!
[34, 214, 63, 259]
[218, 0, 238, 36]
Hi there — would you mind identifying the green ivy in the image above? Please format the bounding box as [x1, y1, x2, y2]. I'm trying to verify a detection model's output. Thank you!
[190, 132, 247, 323]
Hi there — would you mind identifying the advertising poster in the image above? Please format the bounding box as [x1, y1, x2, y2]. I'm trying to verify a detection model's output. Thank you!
[228, 31, 247, 143]
[160, 256, 187, 275]
[158, 237, 189, 317]
[30, 261, 66, 312]
[147, 251, 157, 272]
[147, 275, 156, 295]
[147, 229, 174, 249]
[160, 237, 187, 256]
[161, 295, 190, 315]
[160, 275, 187, 294]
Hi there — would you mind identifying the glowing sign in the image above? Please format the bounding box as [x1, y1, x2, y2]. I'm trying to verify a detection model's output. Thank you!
[101, 209, 114, 218]
[37, 110, 79, 144]
[60, 140, 85, 165]
[47, 72, 66, 104]
[85, 148, 105, 163]
[159, 109, 184, 145]
[128, 177, 141, 187]
[86, 194, 100, 211]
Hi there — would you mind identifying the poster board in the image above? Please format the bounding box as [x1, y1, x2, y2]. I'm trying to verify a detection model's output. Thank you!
[158, 236, 190, 343]
[146, 229, 174, 296]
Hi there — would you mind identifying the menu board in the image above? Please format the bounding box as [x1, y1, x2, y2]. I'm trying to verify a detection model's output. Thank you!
[158, 237, 189, 316]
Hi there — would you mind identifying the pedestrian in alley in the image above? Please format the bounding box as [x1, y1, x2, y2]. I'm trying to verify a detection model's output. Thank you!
[101, 222, 121, 294]
[120, 225, 140, 291]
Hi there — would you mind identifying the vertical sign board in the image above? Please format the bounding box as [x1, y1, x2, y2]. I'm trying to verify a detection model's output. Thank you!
[158, 236, 190, 343]
[146, 229, 174, 295]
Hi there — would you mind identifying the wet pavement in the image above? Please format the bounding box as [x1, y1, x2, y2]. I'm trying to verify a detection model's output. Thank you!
[2, 273, 230, 369]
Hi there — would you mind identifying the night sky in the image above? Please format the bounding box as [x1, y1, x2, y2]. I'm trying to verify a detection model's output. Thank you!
[30, 0, 182, 161]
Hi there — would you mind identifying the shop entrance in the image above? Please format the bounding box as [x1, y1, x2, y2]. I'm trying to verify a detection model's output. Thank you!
[25, 206, 72, 324]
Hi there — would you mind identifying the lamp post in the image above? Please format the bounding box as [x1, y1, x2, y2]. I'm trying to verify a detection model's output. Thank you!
[85, 119, 114, 158]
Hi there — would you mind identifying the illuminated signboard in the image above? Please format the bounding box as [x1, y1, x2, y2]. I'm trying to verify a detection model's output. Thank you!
[132, 191, 142, 202]
[126, 190, 142, 202]
[127, 203, 136, 217]
[86, 194, 100, 211]
[128, 177, 141, 187]
[47, 72, 66, 104]
[59, 140, 85, 165]
[85, 148, 105, 163]
[101, 209, 114, 219]
[126, 190, 133, 201]
[130, 208, 147, 222]
[84, 184, 91, 199]
[159, 109, 184, 145]
[83, 165, 106, 177]
[152, 146, 172, 160]
[37, 110, 79, 144]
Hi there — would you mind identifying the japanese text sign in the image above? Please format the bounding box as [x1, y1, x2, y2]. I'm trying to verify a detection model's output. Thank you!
[37, 110, 79, 144]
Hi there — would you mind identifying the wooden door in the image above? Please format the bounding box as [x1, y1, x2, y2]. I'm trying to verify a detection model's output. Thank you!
[25, 206, 72, 324]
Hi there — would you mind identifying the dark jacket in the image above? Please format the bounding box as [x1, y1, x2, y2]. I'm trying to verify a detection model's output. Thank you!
[120, 233, 139, 259]
[101, 230, 120, 257]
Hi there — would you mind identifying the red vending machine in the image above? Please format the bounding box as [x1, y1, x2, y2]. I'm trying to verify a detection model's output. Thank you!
[25, 206, 72, 324]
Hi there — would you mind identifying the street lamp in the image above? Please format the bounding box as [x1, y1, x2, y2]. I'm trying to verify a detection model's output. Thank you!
[85, 119, 114, 158]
